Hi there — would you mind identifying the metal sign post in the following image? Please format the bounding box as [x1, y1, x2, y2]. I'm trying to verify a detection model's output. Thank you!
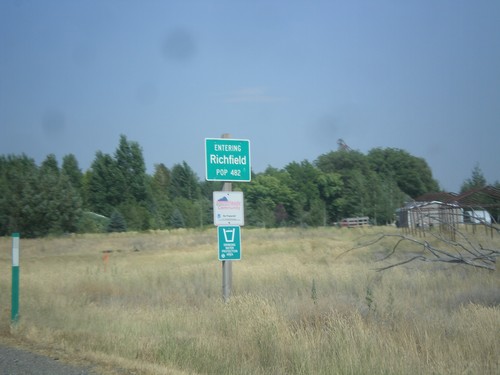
[206, 133, 250, 302]
[221, 180, 233, 302]
[11, 233, 20, 323]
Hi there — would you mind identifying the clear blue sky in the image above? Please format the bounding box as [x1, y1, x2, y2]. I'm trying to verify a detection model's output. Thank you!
[1, 0, 499, 192]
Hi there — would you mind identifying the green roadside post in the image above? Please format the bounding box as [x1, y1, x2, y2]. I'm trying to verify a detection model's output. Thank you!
[11, 232, 20, 323]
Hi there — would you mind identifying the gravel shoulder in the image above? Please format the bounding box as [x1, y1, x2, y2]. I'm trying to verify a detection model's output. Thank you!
[0, 342, 97, 375]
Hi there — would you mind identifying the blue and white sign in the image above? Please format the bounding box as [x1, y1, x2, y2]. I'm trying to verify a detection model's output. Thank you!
[217, 225, 241, 261]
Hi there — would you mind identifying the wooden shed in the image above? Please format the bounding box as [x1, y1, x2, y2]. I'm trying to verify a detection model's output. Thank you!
[396, 201, 464, 229]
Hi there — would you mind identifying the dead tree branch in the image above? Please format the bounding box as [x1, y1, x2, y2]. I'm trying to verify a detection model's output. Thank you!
[338, 231, 499, 272]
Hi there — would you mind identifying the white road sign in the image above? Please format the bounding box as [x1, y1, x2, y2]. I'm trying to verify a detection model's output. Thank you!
[213, 191, 245, 226]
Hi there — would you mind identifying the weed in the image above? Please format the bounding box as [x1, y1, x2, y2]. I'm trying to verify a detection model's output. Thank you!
[365, 284, 375, 313]
[311, 278, 318, 305]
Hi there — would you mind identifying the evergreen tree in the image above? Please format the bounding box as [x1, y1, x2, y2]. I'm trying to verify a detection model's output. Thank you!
[34, 157, 82, 235]
[87, 151, 124, 216]
[0, 154, 82, 237]
[35, 165, 63, 235]
[169, 161, 200, 200]
[107, 210, 127, 232]
[52, 173, 83, 233]
[460, 164, 487, 193]
[0, 155, 39, 236]
[114, 134, 148, 203]
[118, 201, 150, 231]
[62, 153, 83, 190]
[170, 207, 185, 228]
[77, 212, 109, 233]
[148, 163, 172, 229]
[40, 154, 60, 176]
[80, 170, 92, 209]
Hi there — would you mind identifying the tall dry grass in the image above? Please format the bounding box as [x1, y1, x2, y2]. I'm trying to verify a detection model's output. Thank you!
[0, 227, 498, 374]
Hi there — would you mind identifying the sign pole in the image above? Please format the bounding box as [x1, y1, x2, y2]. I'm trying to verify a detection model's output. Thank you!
[206, 133, 249, 302]
[222, 181, 233, 302]
[11, 233, 20, 323]
[221, 133, 232, 302]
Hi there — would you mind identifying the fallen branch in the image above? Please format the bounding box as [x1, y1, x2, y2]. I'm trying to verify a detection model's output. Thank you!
[338, 231, 499, 272]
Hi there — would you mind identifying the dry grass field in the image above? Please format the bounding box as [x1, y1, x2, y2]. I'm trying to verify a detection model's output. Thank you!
[0, 227, 499, 374]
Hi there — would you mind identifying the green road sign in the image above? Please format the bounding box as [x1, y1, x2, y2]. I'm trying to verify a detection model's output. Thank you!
[218, 225, 241, 261]
[205, 138, 251, 181]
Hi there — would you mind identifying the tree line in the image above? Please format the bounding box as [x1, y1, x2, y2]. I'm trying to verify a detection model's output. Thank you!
[1, 134, 491, 237]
